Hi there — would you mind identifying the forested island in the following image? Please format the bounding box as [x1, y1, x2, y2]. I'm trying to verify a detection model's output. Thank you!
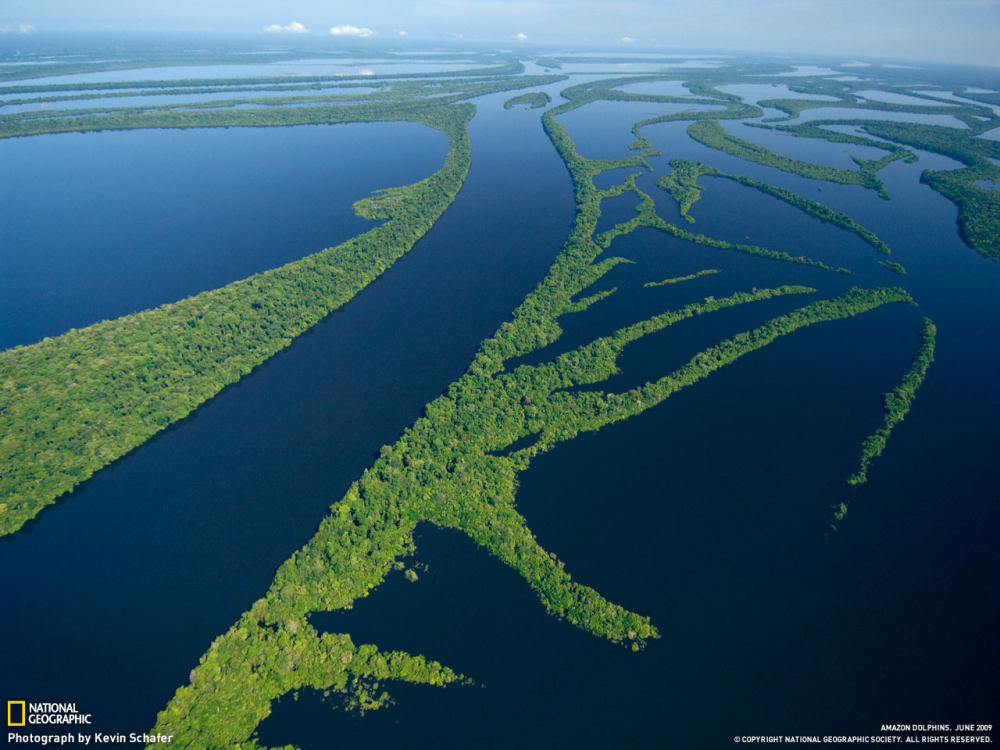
[1, 42, 996, 749]
[149, 58, 929, 747]
[0, 70, 566, 536]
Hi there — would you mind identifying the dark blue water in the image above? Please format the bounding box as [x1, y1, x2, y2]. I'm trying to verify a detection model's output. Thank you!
[592, 165, 644, 191]
[723, 119, 888, 169]
[595, 189, 641, 234]
[260, 80, 997, 749]
[0, 89, 573, 742]
[2, 64, 998, 750]
[687, 176, 884, 272]
[558, 99, 725, 159]
[0, 122, 446, 350]
[263, 292, 997, 749]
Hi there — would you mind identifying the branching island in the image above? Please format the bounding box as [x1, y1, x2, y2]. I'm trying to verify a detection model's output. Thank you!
[657, 158, 904, 272]
[0, 72, 569, 536]
[0, 54, 962, 748]
[148, 69, 924, 749]
[504, 91, 551, 109]
[833, 317, 937, 527]
[685, 119, 906, 197]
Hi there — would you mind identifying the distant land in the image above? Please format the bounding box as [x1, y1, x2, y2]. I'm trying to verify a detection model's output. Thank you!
[1, 36, 997, 750]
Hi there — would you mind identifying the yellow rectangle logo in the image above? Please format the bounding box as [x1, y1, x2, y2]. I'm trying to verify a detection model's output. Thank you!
[7, 700, 26, 727]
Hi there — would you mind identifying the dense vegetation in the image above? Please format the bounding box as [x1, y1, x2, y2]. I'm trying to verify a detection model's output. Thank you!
[685, 119, 906, 196]
[0, 71, 562, 117]
[742, 76, 1000, 261]
[1, 81, 379, 107]
[0, 68, 573, 537]
[0, 102, 474, 537]
[533, 57, 563, 70]
[596, 176, 850, 274]
[858, 122, 1000, 260]
[149, 65, 922, 747]
[0, 74, 564, 140]
[757, 90, 979, 125]
[838, 317, 937, 511]
[543, 92, 850, 274]
[0, 53, 960, 745]
[832, 317, 936, 527]
[645, 269, 720, 287]
[608, 65, 999, 262]
[657, 158, 904, 272]
[504, 91, 551, 109]
[151, 281, 915, 746]
[770, 117, 1000, 261]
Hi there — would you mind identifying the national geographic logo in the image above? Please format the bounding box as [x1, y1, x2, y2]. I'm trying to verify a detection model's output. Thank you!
[6, 701, 92, 726]
[7, 701, 26, 727]
[6, 701, 173, 745]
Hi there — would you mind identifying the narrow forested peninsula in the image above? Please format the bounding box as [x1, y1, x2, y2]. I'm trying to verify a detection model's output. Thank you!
[0, 103, 474, 537]
[645, 269, 720, 287]
[848, 318, 937, 487]
[686, 119, 905, 196]
[0, 71, 571, 537]
[832, 317, 936, 527]
[0, 54, 970, 747]
[505, 91, 551, 109]
[149, 69, 923, 748]
[657, 158, 903, 271]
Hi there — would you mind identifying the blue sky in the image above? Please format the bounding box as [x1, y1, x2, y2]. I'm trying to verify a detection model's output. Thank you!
[3, 0, 999, 67]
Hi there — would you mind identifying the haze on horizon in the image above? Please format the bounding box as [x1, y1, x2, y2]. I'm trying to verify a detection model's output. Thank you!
[1, 0, 998, 68]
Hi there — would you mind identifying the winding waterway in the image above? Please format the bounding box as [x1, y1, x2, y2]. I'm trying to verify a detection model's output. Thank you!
[262, 77, 1000, 748]
[2, 63, 998, 750]
[0, 88, 573, 740]
[0, 122, 446, 350]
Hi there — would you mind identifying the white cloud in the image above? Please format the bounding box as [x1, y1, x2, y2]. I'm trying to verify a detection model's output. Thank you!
[618, 35, 637, 43]
[397, 30, 408, 36]
[0, 22, 34, 34]
[330, 25, 375, 37]
[514, 32, 528, 40]
[263, 21, 307, 33]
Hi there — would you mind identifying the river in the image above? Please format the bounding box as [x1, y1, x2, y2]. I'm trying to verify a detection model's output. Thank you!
[0, 87, 573, 740]
[2, 62, 998, 749]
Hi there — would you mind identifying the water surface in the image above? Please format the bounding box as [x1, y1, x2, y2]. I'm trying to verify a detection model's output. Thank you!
[264, 89, 998, 749]
[3, 60, 998, 750]
[0, 88, 575, 742]
[0, 122, 444, 350]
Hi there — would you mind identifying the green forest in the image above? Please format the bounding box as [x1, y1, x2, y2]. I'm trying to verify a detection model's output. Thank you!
[3, 51, 986, 748]
[505, 91, 551, 109]
[0, 101, 475, 536]
[146, 64, 928, 747]
[656, 158, 903, 271]
[0, 71, 574, 537]
[832, 317, 936, 527]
